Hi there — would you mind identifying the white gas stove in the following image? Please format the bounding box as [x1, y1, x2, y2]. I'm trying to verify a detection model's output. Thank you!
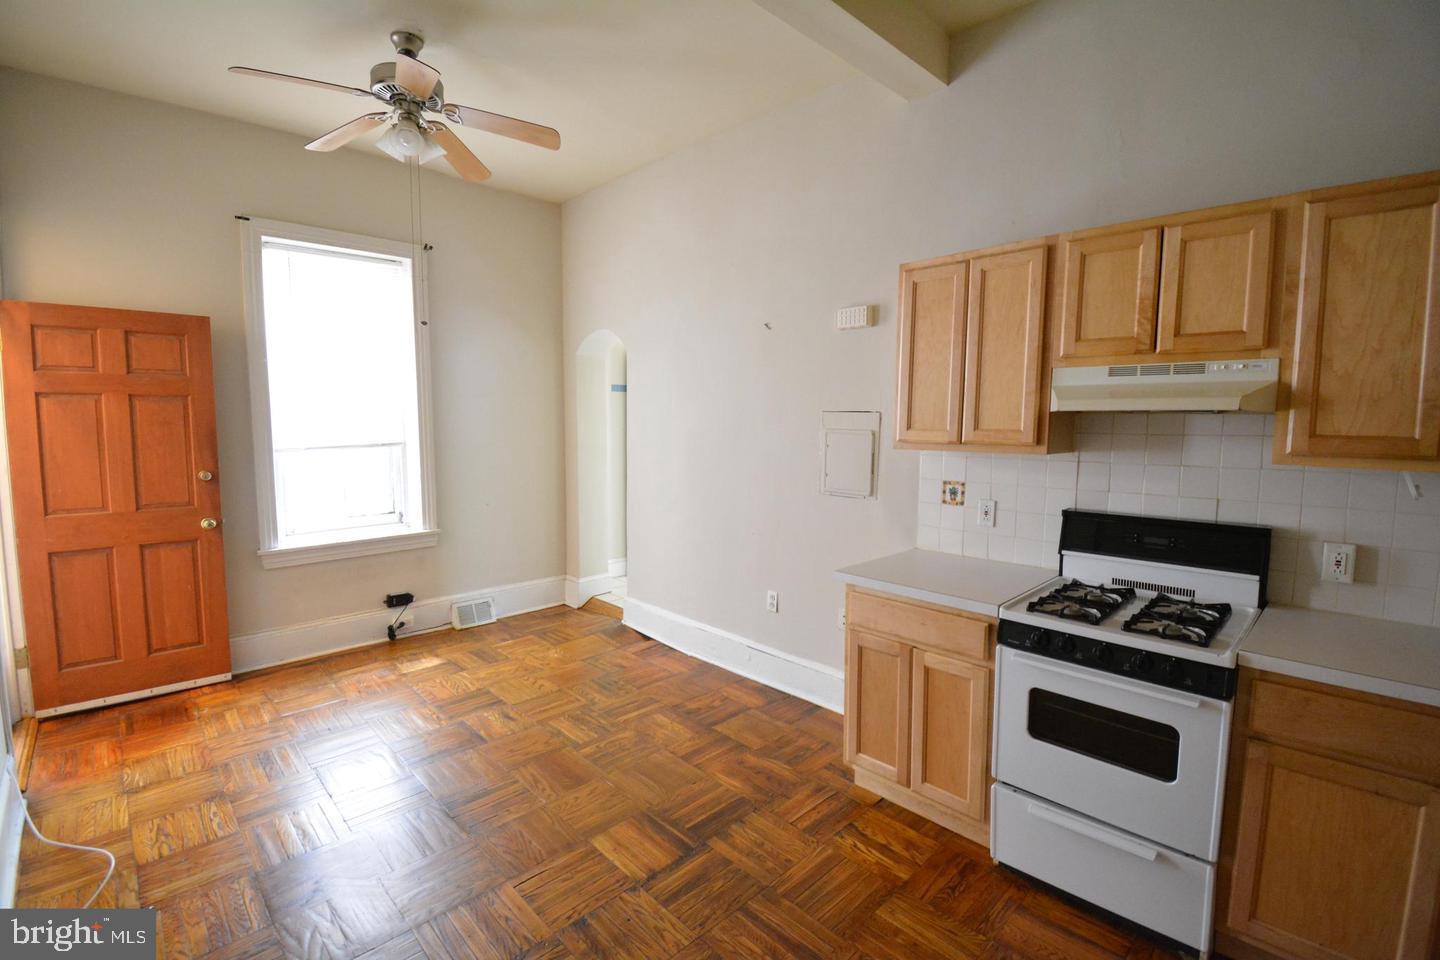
[990, 509, 1271, 958]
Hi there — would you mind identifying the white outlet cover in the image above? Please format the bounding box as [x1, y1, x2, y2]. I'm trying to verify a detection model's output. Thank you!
[978, 499, 997, 529]
[1321, 541, 1356, 584]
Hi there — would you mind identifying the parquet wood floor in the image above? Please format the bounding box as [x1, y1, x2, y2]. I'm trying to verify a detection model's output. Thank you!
[17, 605, 1178, 960]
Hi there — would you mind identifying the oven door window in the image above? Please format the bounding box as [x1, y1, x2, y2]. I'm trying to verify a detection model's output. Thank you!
[1027, 688, 1180, 782]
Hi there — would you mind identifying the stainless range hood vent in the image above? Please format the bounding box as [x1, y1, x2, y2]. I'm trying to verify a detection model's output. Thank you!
[1051, 358, 1279, 412]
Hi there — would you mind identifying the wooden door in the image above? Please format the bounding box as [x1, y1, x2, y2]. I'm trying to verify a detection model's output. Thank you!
[1157, 211, 1273, 354]
[896, 261, 966, 445]
[909, 649, 989, 822]
[1284, 186, 1440, 460]
[1059, 227, 1160, 359]
[1225, 740, 1440, 960]
[844, 628, 911, 784]
[1, 302, 230, 713]
[961, 245, 1046, 446]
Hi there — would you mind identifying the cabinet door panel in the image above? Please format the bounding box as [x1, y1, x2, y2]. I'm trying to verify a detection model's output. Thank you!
[909, 650, 989, 822]
[897, 262, 966, 444]
[1285, 186, 1440, 460]
[1060, 228, 1160, 358]
[844, 629, 911, 784]
[961, 245, 1046, 446]
[1157, 211, 1272, 354]
[1226, 741, 1440, 960]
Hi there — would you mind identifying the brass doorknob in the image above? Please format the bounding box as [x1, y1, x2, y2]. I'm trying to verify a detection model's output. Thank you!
[198, 470, 213, 482]
[200, 518, 218, 530]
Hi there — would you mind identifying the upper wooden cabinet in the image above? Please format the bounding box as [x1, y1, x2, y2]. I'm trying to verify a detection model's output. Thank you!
[896, 243, 1054, 452]
[1281, 185, 1440, 462]
[896, 261, 966, 445]
[1158, 211, 1273, 354]
[962, 246, 1046, 446]
[1059, 227, 1160, 358]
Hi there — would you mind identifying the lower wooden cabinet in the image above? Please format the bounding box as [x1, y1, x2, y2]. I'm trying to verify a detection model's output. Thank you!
[1218, 671, 1440, 960]
[843, 587, 993, 845]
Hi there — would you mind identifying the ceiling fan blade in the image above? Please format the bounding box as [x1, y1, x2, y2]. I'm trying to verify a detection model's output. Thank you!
[440, 103, 560, 150]
[306, 113, 389, 152]
[426, 123, 491, 183]
[396, 53, 441, 100]
[229, 66, 371, 98]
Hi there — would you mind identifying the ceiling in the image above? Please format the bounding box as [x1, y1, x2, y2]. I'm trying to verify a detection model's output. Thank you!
[912, 0, 1032, 32]
[0, 0, 1028, 203]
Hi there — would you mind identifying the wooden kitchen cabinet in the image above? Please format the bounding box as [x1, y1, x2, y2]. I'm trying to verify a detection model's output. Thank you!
[896, 260, 967, 445]
[844, 627, 911, 785]
[1217, 670, 1440, 960]
[1279, 184, 1440, 463]
[1157, 210, 1273, 354]
[1059, 226, 1160, 359]
[844, 587, 994, 845]
[896, 242, 1058, 453]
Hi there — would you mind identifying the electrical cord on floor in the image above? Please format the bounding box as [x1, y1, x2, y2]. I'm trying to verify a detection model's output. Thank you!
[387, 601, 411, 641]
[9, 767, 115, 908]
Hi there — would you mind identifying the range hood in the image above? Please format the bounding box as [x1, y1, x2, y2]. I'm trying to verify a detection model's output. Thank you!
[1050, 358, 1279, 412]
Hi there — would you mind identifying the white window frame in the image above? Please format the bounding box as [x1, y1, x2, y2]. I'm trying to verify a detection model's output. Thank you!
[240, 217, 438, 569]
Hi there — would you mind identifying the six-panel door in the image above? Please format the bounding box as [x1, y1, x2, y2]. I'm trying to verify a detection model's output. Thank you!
[0, 301, 230, 712]
[1059, 227, 1161, 359]
[961, 245, 1046, 445]
[909, 649, 990, 822]
[844, 628, 911, 784]
[896, 261, 967, 445]
[1157, 211, 1273, 354]
[1283, 185, 1440, 460]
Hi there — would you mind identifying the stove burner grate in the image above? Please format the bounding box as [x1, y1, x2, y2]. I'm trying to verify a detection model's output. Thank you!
[1122, 593, 1232, 647]
[1026, 580, 1136, 625]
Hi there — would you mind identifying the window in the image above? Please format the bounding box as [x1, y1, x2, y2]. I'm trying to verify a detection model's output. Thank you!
[241, 219, 436, 568]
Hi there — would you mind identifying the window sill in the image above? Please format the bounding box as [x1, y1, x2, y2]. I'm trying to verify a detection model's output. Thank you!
[257, 528, 439, 569]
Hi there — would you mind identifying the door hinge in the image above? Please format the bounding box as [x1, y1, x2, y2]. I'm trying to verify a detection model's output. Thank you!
[13, 646, 29, 669]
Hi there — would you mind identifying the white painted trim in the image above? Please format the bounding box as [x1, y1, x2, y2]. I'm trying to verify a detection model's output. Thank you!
[239, 217, 438, 565]
[622, 597, 843, 712]
[231, 575, 566, 673]
[258, 528, 439, 569]
[35, 673, 233, 719]
[0, 755, 22, 908]
[607, 558, 627, 578]
[565, 573, 615, 608]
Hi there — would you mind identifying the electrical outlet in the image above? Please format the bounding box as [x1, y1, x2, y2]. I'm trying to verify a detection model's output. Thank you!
[766, 590, 779, 613]
[1322, 542, 1356, 583]
[978, 499, 997, 529]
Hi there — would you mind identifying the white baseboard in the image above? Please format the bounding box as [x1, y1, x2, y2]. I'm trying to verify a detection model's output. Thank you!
[622, 597, 843, 713]
[564, 573, 615, 609]
[230, 575, 567, 673]
[607, 558, 627, 578]
[0, 755, 22, 908]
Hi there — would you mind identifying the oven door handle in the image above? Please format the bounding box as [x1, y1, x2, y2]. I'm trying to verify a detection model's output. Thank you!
[1013, 652, 1204, 709]
[1026, 802, 1161, 861]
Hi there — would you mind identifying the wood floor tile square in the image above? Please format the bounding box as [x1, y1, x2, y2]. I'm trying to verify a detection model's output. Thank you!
[382, 838, 507, 925]
[478, 808, 581, 877]
[607, 750, 707, 807]
[773, 847, 892, 936]
[513, 847, 630, 930]
[704, 890, 850, 960]
[364, 803, 470, 871]
[853, 892, 988, 960]
[590, 813, 692, 881]
[451, 781, 542, 835]
[313, 744, 410, 796]
[654, 779, 754, 842]
[153, 873, 270, 960]
[246, 796, 352, 869]
[558, 888, 694, 960]
[133, 798, 239, 865]
[832, 808, 940, 884]
[413, 884, 550, 960]
[513, 749, 601, 801]
[708, 810, 817, 883]
[545, 778, 642, 838]
[645, 849, 764, 937]
[411, 746, 510, 805]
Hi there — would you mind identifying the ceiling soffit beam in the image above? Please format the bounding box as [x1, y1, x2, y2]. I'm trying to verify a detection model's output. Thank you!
[751, 0, 948, 100]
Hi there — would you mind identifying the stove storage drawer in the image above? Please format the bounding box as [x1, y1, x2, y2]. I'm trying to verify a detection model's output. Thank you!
[845, 587, 990, 662]
[992, 783, 1214, 952]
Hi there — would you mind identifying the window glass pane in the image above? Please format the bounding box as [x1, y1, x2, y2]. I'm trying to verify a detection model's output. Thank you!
[258, 238, 421, 542]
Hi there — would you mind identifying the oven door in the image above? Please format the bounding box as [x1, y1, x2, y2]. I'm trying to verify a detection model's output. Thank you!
[993, 646, 1230, 860]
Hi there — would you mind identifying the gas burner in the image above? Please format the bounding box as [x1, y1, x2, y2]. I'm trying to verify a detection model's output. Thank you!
[1123, 593, 1232, 647]
[1026, 580, 1135, 625]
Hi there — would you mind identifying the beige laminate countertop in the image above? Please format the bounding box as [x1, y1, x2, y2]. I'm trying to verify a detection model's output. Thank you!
[835, 549, 1055, 619]
[1240, 605, 1440, 708]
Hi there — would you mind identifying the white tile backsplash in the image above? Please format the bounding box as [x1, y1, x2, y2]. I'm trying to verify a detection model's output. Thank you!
[913, 412, 1440, 627]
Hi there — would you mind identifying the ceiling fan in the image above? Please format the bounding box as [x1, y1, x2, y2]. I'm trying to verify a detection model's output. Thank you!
[229, 30, 560, 183]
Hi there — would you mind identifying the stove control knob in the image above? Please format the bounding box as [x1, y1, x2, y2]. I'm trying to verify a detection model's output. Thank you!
[1161, 659, 1184, 680]
[1092, 645, 1113, 666]
[1027, 630, 1049, 650]
[1130, 652, 1153, 674]
[1053, 635, 1075, 656]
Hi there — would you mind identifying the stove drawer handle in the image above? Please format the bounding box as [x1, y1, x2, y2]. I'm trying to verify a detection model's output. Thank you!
[1026, 802, 1160, 862]
[1015, 652, 1204, 709]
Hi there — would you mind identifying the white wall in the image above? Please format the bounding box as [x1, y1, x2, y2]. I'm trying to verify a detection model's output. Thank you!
[562, 0, 1440, 675]
[0, 71, 565, 655]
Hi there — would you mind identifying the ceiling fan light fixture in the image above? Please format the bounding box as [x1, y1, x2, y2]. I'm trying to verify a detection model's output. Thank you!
[416, 135, 446, 165]
[376, 116, 425, 160]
